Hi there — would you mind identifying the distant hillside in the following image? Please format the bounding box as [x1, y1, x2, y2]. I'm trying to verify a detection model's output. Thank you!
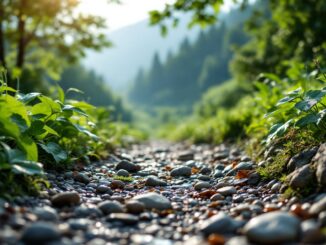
[128, 5, 256, 109]
[83, 15, 200, 92]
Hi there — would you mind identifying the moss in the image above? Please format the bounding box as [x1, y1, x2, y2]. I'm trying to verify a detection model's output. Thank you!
[113, 175, 134, 182]
[257, 129, 319, 180]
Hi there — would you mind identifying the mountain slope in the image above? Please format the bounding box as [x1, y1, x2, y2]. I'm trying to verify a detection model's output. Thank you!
[83, 16, 200, 92]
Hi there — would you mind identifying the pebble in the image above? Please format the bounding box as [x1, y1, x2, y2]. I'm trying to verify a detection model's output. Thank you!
[126, 201, 145, 214]
[51, 192, 80, 207]
[194, 181, 211, 191]
[145, 176, 167, 187]
[217, 186, 237, 196]
[116, 169, 130, 177]
[243, 211, 300, 243]
[132, 192, 172, 210]
[170, 166, 192, 177]
[200, 212, 238, 236]
[74, 172, 90, 184]
[107, 213, 139, 225]
[34, 207, 58, 221]
[21, 222, 60, 244]
[97, 201, 124, 214]
[115, 160, 140, 172]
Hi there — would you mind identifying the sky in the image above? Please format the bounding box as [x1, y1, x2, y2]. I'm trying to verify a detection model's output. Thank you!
[78, 0, 233, 32]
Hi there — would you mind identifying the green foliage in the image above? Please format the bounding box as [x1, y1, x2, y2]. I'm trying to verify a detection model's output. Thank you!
[0, 0, 111, 89]
[113, 175, 134, 182]
[58, 65, 133, 122]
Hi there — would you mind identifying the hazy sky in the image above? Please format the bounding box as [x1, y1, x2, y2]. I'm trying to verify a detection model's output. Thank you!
[79, 0, 233, 32]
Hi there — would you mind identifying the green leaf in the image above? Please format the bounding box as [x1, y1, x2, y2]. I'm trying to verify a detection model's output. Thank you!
[17, 92, 41, 104]
[11, 113, 28, 132]
[305, 89, 326, 102]
[296, 113, 319, 127]
[73, 124, 99, 140]
[39, 142, 67, 163]
[276, 96, 297, 106]
[12, 160, 44, 175]
[267, 119, 293, 142]
[0, 86, 16, 93]
[27, 120, 46, 136]
[43, 125, 59, 137]
[62, 105, 88, 117]
[295, 99, 318, 111]
[57, 85, 65, 103]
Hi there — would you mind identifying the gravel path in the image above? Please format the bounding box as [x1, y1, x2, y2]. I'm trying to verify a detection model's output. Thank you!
[0, 142, 325, 245]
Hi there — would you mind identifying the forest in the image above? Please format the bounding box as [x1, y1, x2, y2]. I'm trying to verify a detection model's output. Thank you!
[0, 0, 325, 244]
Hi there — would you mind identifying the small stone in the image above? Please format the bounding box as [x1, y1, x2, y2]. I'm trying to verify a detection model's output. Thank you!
[116, 169, 130, 177]
[314, 143, 326, 187]
[21, 222, 60, 244]
[34, 207, 58, 221]
[170, 166, 192, 177]
[110, 180, 125, 189]
[194, 181, 211, 191]
[210, 193, 224, 201]
[213, 170, 224, 178]
[309, 196, 326, 216]
[96, 185, 112, 194]
[217, 186, 237, 196]
[200, 212, 238, 236]
[132, 192, 172, 210]
[115, 160, 140, 172]
[243, 211, 300, 244]
[288, 165, 314, 189]
[247, 172, 260, 185]
[200, 167, 212, 175]
[68, 218, 89, 231]
[177, 151, 194, 161]
[74, 172, 90, 184]
[107, 213, 139, 225]
[301, 219, 323, 243]
[98, 201, 124, 215]
[145, 176, 167, 187]
[287, 147, 318, 172]
[271, 182, 281, 193]
[51, 192, 80, 207]
[126, 201, 145, 214]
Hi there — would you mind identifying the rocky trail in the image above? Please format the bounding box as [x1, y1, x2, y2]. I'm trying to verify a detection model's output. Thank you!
[0, 142, 326, 245]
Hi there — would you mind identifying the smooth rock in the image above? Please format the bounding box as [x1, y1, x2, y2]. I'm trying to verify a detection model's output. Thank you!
[200, 212, 238, 236]
[110, 180, 125, 189]
[34, 207, 58, 221]
[217, 186, 237, 196]
[74, 173, 90, 184]
[288, 165, 314, 189]
[244, 211, 300, 244]
[51, 192, 80, 207]
[301, 219, 323, 243]
[170, 166, 192, 177]
[177, 151, 194, 161]
[287, 147, 318, 171]
[21, 222, 60, 244]
[115, 160, 140, 172]
[116, 169, 130, 177]
[145, 176, 167, 187]
[132, 192, 172, 210]
[126, 201, 145, 214]
[309, 196, 326, 215]
[194, 181, 211, 191]
[107, 213, 139, 225]
[314, 143, 326, 187]
[97, 201, 124, 215]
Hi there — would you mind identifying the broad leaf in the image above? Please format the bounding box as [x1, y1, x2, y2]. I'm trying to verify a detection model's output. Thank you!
[295, 99, 318, 111]
[12, 160, 44, 175]
[17, 92, 41, 104]
[39, 142, 67, 163]
[296, 113, 319, 127]
[62, 105, 88, 117]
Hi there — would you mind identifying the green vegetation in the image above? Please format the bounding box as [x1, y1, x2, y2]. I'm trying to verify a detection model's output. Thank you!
[113, 175, 134, 182]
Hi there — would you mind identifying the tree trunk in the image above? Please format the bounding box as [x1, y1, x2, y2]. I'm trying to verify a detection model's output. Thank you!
[16, 0, 27, 69]
[0, 1, 6, 68]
